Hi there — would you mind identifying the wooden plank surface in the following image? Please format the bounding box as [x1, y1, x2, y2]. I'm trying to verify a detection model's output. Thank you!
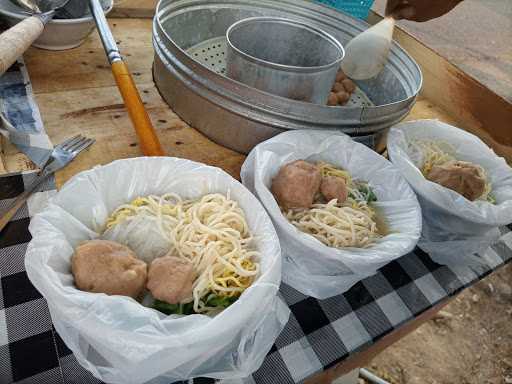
[8, 18, 244, 186]
[0, 18, 464, 187]
[110, 0, 157, 18]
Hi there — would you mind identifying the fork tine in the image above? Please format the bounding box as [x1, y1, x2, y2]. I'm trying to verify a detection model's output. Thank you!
[72, 138, 95, 155]
[60, 135, 84, 151]
[56, 134, 82, 149]
[66, 137, 89, 153]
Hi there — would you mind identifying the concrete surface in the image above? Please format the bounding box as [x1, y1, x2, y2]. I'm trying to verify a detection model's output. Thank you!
[373, 0, 512, 103]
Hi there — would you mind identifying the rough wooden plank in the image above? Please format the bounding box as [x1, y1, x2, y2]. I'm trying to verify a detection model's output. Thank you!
[110, 0, 157, 18]
[0, 136, 7, 173]
[0, 135, 36, 174]
[24, 19, 152, 94]
[4, 17, 507, 187]
[31, 81, 244, 187]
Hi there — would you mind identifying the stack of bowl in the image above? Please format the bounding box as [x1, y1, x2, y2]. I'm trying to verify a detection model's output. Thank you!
[0, 0, 113, 50]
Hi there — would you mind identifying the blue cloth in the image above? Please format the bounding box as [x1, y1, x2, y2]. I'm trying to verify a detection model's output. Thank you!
[0, 59, 53, 168]
[315, 0, 375, 19]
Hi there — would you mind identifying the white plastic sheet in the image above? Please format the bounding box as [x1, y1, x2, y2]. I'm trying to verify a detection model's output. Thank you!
[241, 130, 422, 298]
[387, 120, 512, 265]
[25, 157, 289, 384]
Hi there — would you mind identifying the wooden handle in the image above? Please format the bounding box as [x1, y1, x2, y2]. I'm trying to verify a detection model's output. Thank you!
[111, 60, 165, 156]
[0, 189, 32, 232]
[0, 16, 44, 76]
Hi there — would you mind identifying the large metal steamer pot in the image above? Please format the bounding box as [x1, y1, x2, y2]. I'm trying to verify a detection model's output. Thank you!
[153, 0, 422, 154]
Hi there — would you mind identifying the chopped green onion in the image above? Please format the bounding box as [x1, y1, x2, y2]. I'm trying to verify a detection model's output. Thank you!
[152, 300, 195, 315]
[205, 294, 238, 308]
[152, 294, 238, 315]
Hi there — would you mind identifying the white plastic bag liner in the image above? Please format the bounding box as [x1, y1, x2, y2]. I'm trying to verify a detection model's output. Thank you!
[241, 130, 422, 298]
[387, 120, 512, 265]
[102, 212, 173, 264]
[25, 157, 289, 384]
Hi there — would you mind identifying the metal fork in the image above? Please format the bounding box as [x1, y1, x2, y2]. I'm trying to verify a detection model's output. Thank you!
[0, 134, 95, 232]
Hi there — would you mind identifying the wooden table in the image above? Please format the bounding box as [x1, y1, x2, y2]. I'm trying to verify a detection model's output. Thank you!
[1, 3, 511, 383]
[2, 3, 511, 186]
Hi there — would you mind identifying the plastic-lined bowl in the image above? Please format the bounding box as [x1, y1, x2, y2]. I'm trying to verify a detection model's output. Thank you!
[241, 130, 422, 298]
[0, 0, 113, 50]
[25, 157, 287, 382]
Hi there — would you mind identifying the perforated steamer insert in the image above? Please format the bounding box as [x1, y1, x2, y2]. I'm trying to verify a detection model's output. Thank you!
[188, 38, 228, 75]
[187, 37, 374, 108]
[153, 0, 422, 154]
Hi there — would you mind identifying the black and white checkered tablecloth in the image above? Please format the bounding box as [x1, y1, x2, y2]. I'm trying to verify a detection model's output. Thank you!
[1, 170, 511, 384]
[1, 61, 512, 384]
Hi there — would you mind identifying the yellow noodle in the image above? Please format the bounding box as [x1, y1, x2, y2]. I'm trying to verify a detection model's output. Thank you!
[284, 160, 383, 250]
[104, 193, 259, 313]
[285, 199, 381, 249]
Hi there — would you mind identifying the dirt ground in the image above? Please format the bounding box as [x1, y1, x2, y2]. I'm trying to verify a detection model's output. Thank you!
[364, 263, 512, 384]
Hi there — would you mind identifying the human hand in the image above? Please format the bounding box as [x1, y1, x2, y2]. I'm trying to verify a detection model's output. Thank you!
[385, 0, 464, 22]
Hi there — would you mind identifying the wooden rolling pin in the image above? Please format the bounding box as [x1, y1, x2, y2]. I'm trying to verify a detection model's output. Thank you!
[0, 0, 74, 76]
[0, 16, 45, 76]
[89, 0, 164, 156]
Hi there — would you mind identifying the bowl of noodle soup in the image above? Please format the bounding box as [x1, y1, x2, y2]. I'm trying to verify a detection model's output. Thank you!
[387, 120, 512, 265]
[242, 130, 422, 298]
[25, 157, 288, 384]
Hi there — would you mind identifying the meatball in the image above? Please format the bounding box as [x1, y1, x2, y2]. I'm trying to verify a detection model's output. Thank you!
[427, 160, 486, 201]
[147, 255, 196, 304]
[320, 176, 348, 203]
[336, 91, 350, 104]
[327, 92, 338, 106]
[332, 82, 345, 93]
[335, 70, 347, 82]
[341, 79, 356, 93]
[72, 240, 147, 299]
[271, 160, 322, 210]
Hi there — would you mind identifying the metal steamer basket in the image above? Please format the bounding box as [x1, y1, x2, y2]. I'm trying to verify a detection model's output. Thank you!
[153, 0, 422, 154]
[226, 17, 345, 105]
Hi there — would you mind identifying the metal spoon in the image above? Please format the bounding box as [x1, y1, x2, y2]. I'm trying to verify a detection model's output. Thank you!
[0, 0, 69, 76]
[341, 17, 396, 80]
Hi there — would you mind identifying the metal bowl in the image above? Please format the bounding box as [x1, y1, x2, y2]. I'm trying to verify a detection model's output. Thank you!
[153, 0, 422, 153]
[0, 0, 113, 50]
[226, 17, 344, 105]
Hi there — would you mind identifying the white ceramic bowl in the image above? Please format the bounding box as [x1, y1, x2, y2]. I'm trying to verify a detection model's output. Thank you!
[0, 0, 113, 50]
